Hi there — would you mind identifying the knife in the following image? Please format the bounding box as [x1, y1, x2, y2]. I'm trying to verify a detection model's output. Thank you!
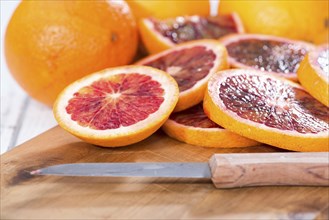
[30, 152, 329, 188]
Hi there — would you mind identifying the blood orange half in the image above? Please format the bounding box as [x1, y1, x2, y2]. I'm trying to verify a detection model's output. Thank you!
[53, 66, 179, 147]
[162, 103, 259, 148]
[136, 40, 228, 112]
[297, 44, 329, 107]
[139, 13, 244, 54]
[204, 69, 329, 152]
[219, 34, 315, 81]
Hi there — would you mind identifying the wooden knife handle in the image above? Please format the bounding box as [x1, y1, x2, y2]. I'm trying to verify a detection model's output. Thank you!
[209, 152, 329, 188]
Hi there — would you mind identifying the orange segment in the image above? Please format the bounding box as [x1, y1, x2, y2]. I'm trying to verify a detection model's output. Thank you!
[204, 69, 329, 152]
[297, 44, 329, 107]
[136, 40, 228, 112]
[139, 14, 244, 54]
[53, 66, 179, 147]
[219, 34, 315, 81]
[162, 103, 259, 148]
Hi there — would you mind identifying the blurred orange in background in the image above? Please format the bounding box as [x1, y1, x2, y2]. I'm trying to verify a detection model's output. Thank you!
[127, 0, 210, 20]
[219, 0, 329, 44]
[5, 0, 138, 106]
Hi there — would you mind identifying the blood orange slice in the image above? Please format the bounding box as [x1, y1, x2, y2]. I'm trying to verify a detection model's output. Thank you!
[136, 40, 228, 112]
[53, 66, 179, 147]
[162, 103, 259, 148]
[297, 44, 329, 107]
[139, 13, 244, 54]
[219, 34, 315, 81]
[204, 69, 329, 152]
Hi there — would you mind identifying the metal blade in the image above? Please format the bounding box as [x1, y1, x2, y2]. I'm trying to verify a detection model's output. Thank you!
[31, 162, 212, 178]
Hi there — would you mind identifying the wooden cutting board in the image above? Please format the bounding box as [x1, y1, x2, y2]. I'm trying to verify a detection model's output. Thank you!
[1, 126, 328, 219]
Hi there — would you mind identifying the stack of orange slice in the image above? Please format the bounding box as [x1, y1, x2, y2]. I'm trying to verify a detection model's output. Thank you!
[52, 4, 328, 152]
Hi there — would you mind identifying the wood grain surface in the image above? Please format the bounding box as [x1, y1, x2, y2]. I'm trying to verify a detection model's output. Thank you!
[1, 126, 329, 220]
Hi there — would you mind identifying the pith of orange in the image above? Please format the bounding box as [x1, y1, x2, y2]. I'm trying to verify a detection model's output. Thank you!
[127, 0, 210, 21]
[297, 45, 329, 107]
[53, 66, 179, 147]
[5, 1, 138, 106]
[218, 0, 329, 44]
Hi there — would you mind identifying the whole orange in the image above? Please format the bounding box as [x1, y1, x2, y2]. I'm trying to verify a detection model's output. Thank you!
[127, 0, 210, 20]
[5, 1, 138, 106]
[218, 0, 328, 44]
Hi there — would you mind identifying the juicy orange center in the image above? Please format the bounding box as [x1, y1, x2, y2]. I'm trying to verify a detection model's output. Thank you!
[219, 74, 329, 134]
[151, 15, 238, 44]
[142, 46, 216, 92]
[227, 40, 309, 74]
[66, 73, 165, 130]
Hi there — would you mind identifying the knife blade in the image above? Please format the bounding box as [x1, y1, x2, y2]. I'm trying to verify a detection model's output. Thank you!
[31, 152, 329, 188]
[30, 162, 212, 178]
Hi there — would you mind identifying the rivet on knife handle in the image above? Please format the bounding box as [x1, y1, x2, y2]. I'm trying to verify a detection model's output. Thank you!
[209, 152, 329, 188]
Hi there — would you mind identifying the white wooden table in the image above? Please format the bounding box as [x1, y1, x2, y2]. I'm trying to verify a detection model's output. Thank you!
[1, 1, 56, 154]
